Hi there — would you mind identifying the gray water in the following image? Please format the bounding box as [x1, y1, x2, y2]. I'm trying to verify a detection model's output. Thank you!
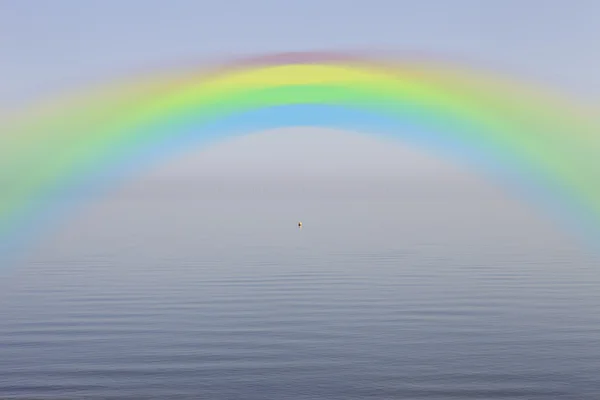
[1, 177, 600, 399]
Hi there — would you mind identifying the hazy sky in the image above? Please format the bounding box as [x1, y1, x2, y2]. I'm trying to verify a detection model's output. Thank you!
[144, 128, 468, 180]
[2, 0, 598, 178]
[3, 0, 599, 107]
[2, 0, 596, 264]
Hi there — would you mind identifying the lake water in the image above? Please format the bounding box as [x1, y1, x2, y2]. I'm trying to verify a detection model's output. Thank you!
[1, 177, 599, 399]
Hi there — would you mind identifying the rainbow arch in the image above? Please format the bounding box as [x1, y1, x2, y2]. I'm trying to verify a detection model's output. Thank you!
[1, 52, 599, 266]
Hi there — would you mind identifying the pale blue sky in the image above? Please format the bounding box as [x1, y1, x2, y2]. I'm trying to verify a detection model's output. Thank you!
[2, 0, 599, 109]
[2, 0, 597, 256]
[2, 0, 598, 180]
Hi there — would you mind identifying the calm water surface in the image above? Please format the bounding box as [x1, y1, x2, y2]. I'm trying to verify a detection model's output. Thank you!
[1, 179, 599, 399]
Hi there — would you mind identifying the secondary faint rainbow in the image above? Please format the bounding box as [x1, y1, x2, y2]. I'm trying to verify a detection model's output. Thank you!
[1, 51, 599, 266]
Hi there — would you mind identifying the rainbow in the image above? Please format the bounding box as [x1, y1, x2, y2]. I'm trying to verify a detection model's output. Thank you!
[1, 52, 599, 266]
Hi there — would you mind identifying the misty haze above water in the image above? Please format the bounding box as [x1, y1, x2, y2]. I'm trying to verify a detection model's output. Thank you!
[1, 129, 599, 399]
